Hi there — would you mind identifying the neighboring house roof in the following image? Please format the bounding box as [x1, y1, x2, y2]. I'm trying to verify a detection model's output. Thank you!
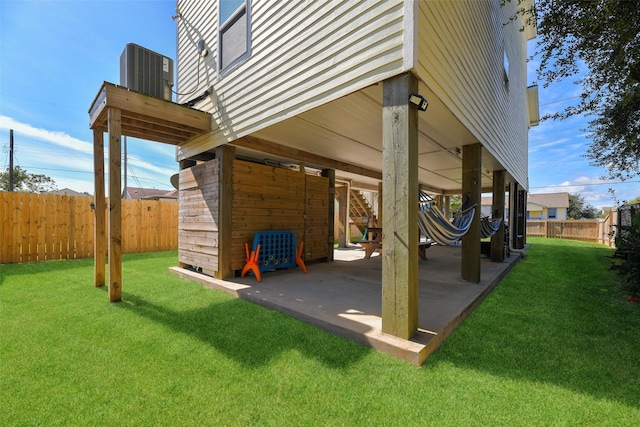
[124, 186, 177, 200]
[49, 188, 91, 197]
[528, 192, 569, 208]
[481, 192, 570, 209]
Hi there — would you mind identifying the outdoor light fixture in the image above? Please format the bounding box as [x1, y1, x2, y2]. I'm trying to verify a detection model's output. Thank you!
[409, 93, 429, 111]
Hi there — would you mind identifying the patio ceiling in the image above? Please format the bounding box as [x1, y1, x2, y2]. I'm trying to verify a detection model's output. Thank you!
[248, 83, 505, 194]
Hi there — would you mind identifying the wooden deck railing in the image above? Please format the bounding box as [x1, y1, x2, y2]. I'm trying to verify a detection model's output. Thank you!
[0, 191, 178, 263]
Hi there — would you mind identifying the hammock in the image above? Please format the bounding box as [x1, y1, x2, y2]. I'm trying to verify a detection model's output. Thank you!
[418, 203, 476, 246]
[480, 215, 502, 239]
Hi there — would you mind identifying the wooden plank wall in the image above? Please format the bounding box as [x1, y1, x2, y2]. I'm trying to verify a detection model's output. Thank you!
[0, 191, 178, 264]
[231, 160, 330, 271]
[231, 160, 307, 271]
[177, 158, 331, 274]
[304, 174, 330, 260]
[178, 160, 219, 275]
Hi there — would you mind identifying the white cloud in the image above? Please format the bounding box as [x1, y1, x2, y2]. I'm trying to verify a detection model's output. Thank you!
[0, 115, 93, 155]
[126, 154, 177, 176]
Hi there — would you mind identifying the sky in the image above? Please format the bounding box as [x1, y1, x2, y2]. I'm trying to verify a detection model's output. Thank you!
[1, 0, 638, 208]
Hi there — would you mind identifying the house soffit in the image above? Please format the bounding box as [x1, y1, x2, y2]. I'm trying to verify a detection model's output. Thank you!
[249, 83, 506, 193]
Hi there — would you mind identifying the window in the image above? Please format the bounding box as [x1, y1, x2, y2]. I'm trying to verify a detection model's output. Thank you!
[503, 48, 509, 83]
[219, 0, 251, 75]
[547, 208, 557, 219]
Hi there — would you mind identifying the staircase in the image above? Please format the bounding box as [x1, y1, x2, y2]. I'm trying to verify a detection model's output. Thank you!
[349, 189, 378, 234]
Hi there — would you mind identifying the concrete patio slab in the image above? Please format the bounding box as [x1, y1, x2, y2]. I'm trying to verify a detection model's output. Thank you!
[170, 244, 522, 365]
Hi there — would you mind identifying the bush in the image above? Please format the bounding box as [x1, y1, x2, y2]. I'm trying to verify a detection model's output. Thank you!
[612, 218, 640, 297]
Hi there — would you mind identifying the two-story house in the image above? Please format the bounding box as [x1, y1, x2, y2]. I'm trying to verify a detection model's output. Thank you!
[89, 0, 537, 349]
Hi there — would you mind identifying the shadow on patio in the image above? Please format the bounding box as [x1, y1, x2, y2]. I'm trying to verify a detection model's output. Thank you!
[171, 244, 522, 365]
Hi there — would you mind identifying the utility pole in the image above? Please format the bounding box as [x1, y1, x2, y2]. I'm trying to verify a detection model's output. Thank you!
[9, 129, 14, 192]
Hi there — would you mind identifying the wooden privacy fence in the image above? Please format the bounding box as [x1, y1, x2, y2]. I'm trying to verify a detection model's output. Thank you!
[0, 191, 178, 264]
[526, 216, 616, 247]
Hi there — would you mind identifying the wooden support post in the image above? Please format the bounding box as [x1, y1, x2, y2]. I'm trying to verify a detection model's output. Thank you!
[322, 169, 336, 261]
[444, 195, 450, 219]
[509, 182, 526, 249]
[508, 182, 515, 249]
[216, 144, 235, 279]
[491, 170, 506, 262]
[336, 184, 348, 248]
[381, 73, 419, 339]
[461, 143, 481, 283]
[516, 185, 526, 249]
[108, 107, 122, 302]
[377, 182, 383, 224]
[344, 181, 351, 243]
[93, 129, 106, 287]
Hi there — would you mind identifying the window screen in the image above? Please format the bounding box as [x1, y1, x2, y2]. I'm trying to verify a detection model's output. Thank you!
[219, 0, 250, 74]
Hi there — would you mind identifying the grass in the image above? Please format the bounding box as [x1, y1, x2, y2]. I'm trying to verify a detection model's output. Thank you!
[1, 238, 639, 426]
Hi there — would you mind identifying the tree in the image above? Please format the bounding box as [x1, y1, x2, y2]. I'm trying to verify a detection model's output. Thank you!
[567, 193, 598, 220]
[0, 166, 58, 193]
[509, 0, 640, 179]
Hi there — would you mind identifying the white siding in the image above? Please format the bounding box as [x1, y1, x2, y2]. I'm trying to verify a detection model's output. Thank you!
[415, 0, 530, 189]
[176, 0, 407, 159]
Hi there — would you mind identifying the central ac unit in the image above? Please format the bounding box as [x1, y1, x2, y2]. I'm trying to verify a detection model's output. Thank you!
[120, 43, 174, 101]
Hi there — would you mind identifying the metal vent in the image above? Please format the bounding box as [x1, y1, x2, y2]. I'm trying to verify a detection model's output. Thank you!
[120, 43, 174, 100]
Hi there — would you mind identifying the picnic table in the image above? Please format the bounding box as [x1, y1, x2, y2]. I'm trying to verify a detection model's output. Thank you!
[361, 227, 432, 260]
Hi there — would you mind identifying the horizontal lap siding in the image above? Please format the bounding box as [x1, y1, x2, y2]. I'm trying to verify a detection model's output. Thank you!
[416, 0, 529, 188]
[177, 0, 406, 160]
[179, 160, 219, 274]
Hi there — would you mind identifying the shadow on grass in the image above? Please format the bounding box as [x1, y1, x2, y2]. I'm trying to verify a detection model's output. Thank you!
[119, 292, 370, 369]
[428, 239, 640, 410]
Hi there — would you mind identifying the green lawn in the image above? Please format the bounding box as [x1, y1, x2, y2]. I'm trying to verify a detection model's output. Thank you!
[1, 238, 639, 426]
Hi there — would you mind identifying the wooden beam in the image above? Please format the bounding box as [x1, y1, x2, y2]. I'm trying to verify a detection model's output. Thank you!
[108, 107, 122, 302]
[231, 136, 383, 181]
[89, 82, 211, 133]
[461, 143, 481, 283]
[491, 169, 506, 262]
[381, 73, 419, 339]
[93, 129, 106, 287]
[216, 145, 235, 279]
[89, 82, 212, 146]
